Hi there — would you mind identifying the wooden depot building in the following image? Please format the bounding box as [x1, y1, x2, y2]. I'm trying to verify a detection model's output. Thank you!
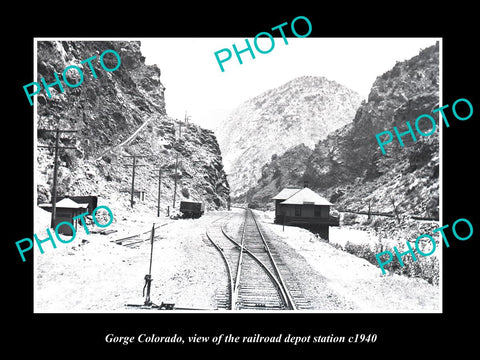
[272, 186, 339, 240]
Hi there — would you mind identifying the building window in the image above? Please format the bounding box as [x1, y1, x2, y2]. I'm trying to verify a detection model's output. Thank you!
[295, 205, 302, 217]
[314, 206, 321, 217]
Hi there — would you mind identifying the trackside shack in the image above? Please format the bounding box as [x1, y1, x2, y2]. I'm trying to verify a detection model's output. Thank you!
[273, 186, 339, 240]
[39, 197, 89, 235]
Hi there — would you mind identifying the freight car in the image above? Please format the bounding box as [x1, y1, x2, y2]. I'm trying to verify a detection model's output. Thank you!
[179, 201, 205, 219]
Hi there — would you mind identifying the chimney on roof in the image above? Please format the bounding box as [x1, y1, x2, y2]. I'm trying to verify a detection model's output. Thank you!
[303, 181, 309, 188]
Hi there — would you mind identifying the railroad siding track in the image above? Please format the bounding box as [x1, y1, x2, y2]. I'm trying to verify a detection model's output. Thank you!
[235, 250, 284, 309]
[206, 230, 239, 310]
[207, 209, 310, 311]
[110, 221, 174, 248]
[252, 215, 312, 310]
[206, 213, 239, 310]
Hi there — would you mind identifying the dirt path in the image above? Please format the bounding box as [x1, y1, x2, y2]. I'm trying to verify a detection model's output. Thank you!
[35, 209, 230, 312]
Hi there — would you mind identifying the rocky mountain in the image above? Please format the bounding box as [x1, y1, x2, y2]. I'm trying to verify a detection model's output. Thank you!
[216, 76, 363, 199]
[242, 144, 313, 204]
[248, 43, 440, 219]
[36, 40, 230, 215]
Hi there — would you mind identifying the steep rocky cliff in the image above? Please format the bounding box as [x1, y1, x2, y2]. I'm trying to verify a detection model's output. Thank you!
[248, 43, 439, 219]
[216, 76, 363, 199]
[242, 144, 313, 205]
[36, 40, 230, 214]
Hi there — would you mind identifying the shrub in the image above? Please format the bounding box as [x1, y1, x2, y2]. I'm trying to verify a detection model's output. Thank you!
[342, 213, 358, 225]
[248, 202, 259, 209]
[344, 242, 378, 265]
[181, 187, 190, 198]
[341, 240, 439, 285]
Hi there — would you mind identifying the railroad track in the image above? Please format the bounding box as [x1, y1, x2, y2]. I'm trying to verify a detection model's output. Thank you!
[206, 209, 310, 310]
[110, 221, 174, 248]
[205, 213, 238, 310]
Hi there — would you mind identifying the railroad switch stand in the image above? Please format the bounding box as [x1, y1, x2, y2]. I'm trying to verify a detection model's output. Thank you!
[125, 223, 175, 310]
[143, 274, 153, 306]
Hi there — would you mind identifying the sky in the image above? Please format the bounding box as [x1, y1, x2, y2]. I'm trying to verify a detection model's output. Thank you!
[140, 38, 439, 130]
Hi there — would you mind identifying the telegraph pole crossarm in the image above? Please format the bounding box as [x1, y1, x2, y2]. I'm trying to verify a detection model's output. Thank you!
[37, 145, 77, 149]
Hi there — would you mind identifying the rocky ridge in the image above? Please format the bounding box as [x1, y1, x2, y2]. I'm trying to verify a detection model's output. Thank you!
[242, 143, 313, 204]
[216, 76, 363, 199]
[36, 40, 230, 215]
[248, 43, 440, 219]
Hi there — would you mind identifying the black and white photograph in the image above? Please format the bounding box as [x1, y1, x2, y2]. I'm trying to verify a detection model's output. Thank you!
[32, 37, 441, 313]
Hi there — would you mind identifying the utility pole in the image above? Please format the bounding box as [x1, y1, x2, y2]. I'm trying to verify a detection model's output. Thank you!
[37, 128, 77, 229]
[152, 168, 162, 217]
[184, 111, 191, 127]
[172, 152, 179, 209]
[172, 117, 184, 209]
[124, 155, 147, 208]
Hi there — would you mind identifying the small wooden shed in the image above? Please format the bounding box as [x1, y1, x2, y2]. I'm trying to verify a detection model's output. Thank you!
[39, 198, 89, 235]
[120, 188, 146, 202]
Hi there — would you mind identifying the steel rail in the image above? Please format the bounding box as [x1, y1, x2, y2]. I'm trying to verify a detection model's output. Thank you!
[220, 211, 296, 310]
[232, 211, 247, 309]
[205, 229, 235, 310]
[110, 221, 174, 246]
[248, 209, 297, 310]
[221, 227, 291, 309]
[204, 212, 237, 310]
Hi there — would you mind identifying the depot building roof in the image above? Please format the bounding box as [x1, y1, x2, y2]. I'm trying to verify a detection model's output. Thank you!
[272, 187, 302, 200]
[277, 187, 332, 206]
